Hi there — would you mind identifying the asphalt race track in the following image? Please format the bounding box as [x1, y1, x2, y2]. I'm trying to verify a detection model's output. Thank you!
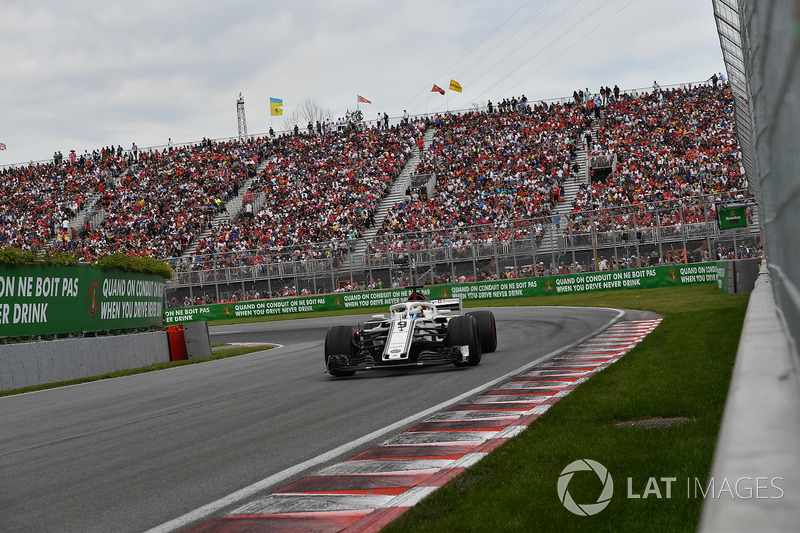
[0, 306, 629, 533]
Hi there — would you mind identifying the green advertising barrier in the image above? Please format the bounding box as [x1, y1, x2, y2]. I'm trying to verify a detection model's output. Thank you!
[715, 262, 729, 294]
[0, 265, 166, 337]
[164, 262, 725, 324]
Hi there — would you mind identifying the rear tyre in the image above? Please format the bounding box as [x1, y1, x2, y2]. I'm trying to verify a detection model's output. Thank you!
[447, 315, 482, 366]
[324, 325, 357, 377]
[466, 310, 497, 353]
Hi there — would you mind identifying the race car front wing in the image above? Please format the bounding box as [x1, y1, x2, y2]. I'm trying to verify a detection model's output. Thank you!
[326, 345, 469, 374]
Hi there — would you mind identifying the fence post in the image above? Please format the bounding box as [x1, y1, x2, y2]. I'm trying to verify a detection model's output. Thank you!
[704, 196, 713, 261]
[591, 213, 599, 271]
[330, 255, 335, 293]
[293, 251, 300, 294]
[365, 238, 373, 285]
[680, 205, 688, 260]
[634, 211, 641, 265]
[492, 227, 499, 280]
[389, 246, 397, 288]
[549, 219, 557, 274]
[450, 228, 456, 281]
[214, 256, 220, 302]
[657, 210, 664, 262]
[569, 217, 576, 272]
[348, 240, 355, 289]
[470, 229, 477, 281]
[511, 227, 519, 277]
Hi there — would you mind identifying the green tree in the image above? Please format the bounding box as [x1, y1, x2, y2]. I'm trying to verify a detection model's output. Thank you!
[345, 109, 363, 132]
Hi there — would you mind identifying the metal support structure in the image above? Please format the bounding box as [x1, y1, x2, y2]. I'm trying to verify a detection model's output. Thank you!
[656, 211, 664, 261]
[569, 219, 576, 272]
[236, 93, 248, 142]
[680, 207, 687, 258]
[266, 262, 272, 298]
[470, 231, 477, 281]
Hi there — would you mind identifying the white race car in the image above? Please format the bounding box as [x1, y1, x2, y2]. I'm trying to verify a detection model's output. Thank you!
[324, 293, 497, 377]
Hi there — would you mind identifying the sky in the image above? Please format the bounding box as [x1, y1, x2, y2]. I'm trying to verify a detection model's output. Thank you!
[0, 0, 725, 167]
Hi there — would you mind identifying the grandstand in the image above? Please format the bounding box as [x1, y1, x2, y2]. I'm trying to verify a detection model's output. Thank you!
[0, 79, 760, 305]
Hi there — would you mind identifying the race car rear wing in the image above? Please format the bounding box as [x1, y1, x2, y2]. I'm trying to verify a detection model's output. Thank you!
[432, 297, 462, 315]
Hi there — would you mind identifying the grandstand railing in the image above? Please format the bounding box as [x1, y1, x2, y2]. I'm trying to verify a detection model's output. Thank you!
[166, 189, 762, 302]
[83, 207, 106, 232]
[589, 152, 616, 170]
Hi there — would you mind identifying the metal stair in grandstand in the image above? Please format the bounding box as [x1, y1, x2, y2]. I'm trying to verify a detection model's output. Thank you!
[39, 166, 130, 252]
[551, 141, 588, 224]
[216, 167, 263, 223]
[542, 108, 606, 254]
[67, 192, 102, 235]
[179, 162, 265, 258]
[344, 127, 436, 269]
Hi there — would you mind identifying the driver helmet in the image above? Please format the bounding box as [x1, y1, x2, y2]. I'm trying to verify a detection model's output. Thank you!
[409, 304, 423, 318]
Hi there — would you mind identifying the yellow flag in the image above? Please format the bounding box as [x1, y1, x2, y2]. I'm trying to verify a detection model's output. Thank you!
[449, 79, 462, 93]
[270, 97, 283, 116]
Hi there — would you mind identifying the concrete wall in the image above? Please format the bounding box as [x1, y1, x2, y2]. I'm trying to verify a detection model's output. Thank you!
[700, 265, 800, 531]
[0, 332, 170, 391]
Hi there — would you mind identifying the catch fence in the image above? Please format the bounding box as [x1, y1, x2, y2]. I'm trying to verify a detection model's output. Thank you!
[166, 192, 761, 304]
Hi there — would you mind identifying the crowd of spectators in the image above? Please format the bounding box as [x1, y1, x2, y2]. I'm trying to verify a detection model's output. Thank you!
[0, 135, 279, 262]
[570, 82, 748, 235]
[0, 151, 130, 251]
[371, 99, 590, 255]
[43, 138, 263, 261]
[2, 79, 757, 299]
[176, 125, 415, 275]
[365, 81, 751, 261]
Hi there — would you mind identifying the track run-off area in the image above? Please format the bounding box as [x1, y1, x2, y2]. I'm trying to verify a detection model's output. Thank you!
[0, 306, 660, 533]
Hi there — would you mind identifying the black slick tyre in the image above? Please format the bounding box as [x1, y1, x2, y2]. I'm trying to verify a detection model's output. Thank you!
[466, 310, 497, 353]
[324, 325, 357, 377]
[447, 315, 482, 366]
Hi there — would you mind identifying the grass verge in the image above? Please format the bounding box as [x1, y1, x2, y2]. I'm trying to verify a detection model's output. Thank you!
[380, 284, 748, 533]
[0, 283, 749, 533]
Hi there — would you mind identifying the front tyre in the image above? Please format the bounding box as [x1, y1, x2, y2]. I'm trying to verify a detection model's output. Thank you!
[466, 310, 497, 353]
[447, 315, 482, 366]
[324, 325, 357, 377]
